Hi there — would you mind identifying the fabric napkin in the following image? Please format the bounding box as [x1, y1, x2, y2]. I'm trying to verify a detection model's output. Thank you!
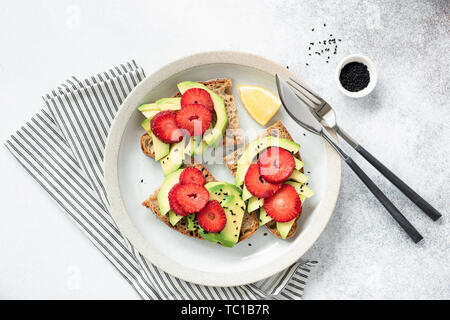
[5, 60, 316, 300]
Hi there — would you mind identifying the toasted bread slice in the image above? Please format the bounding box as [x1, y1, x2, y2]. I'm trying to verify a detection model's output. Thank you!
[223, 121, 304, 239]
[141, 78, 242, 158]
[142, 164, 258, 244]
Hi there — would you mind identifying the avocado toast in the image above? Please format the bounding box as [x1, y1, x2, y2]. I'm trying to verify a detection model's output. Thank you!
[224, 121, 315, 239]
[140, 78, 242, 164]
[142, 164, 259, 247]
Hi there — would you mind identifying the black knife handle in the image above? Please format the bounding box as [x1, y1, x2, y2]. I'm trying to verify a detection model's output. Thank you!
[355, 145, 442, 221]
[344, 156, 423, 243]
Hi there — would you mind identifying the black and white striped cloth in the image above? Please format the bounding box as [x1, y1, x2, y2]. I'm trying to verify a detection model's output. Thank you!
[5, 61, 317, 300]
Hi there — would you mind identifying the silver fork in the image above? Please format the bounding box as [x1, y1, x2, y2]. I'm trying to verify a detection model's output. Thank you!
[287, 77, 442, 222]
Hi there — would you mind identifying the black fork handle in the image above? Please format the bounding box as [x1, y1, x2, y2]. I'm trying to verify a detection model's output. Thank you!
[355, 145, 442, 221]
[344, 157, 423, 243]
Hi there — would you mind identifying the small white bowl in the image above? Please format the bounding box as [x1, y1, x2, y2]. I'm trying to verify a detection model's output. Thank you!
[336, 54, 378, 98]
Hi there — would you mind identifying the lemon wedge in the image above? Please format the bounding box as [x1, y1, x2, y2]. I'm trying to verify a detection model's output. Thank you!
[238, 85, 281, 126]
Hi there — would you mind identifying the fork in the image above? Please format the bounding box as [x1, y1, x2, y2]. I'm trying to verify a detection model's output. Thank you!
[287, 77, 442, 222]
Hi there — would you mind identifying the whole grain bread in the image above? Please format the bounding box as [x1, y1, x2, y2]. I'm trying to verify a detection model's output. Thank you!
[142, 164, 259, 244]
[223, 121, 304, 239]
[141, 78, 242, 158]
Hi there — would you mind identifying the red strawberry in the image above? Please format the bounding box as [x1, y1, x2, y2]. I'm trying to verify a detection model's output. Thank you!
[197, 200, 227, 233]
[175, 104, 211, 136]
[258, 147, 295, 183]
[181, 88, 214, 112]
[168, 183, 189, 216]
[264, 184, 302, 222]
[175, 183, 209, 213]
[179, 167, 206, 186]
[244, 163, 281, 198]
[150, 110, 183, 143]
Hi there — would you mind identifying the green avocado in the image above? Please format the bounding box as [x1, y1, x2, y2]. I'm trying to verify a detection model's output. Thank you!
[177, 81, 228, 147]
[152, 132, 170, 161]
[141, 118, 170, 161]
[184, 137, 195, 157]
[248, 197, 264, 213]
[288, 169, 309, 184]
[141, 118, 151, 133]
[235, 136, 300, 186]
[200, 183, 246, 248]
[241, 185, 252, 201]
[276, 220, 296, 239]
[157, 169, 184, 216]
[137, 98, 181, 112]
[294, 158, 304, 170]
[285, 181, 315, 198]
[160, 138, 186, 176]
[169, 210, 184, 226]
[259, 207, 272, 226]
[141, 109, 160, 119]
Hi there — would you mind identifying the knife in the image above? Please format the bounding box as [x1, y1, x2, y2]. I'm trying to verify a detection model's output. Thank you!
[276, 74, 423, 243]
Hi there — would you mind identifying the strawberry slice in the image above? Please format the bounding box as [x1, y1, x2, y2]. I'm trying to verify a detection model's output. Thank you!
[175, 183, 209, 213]
[244, 163, 281, 198]
[264, 184, 302, 222]
[179, 167, 206, 186]
[175, 104, 211, 136]
[150, 110, 183, 143]
[181, 88, 214, 112]
[197, 200, 227, 233]
[258, 147, 295, 183]
[168, 183, 189, 216]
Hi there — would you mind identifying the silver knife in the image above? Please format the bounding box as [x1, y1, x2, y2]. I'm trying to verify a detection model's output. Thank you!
[276, 74, 423, 243]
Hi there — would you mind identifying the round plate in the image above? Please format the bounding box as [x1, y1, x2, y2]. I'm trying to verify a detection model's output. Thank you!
[104, 51, 341, 287]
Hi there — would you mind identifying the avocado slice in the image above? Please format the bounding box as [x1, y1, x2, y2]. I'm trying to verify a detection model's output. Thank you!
[169, 210, 184, 226]
[235, 136, 300, 186]
[138, 98, 181, 112]
[141, 109, 160, 119]
[160, 138, 186, 176]
[276, 220, 296, 239]
[141, 118, 170, 161]
[155, 98, 181, 105]
[151, 132, 170, 161]
[141, 118, 151, 133]
[157, 169, 184, 215]
[288, 170, 309, 184]
[205, 182, 244, 198]
[242, 185, 252, 201]
[248, 197, 264, 212]
[177, 81, 228, 147]
[200, 183, 246, 247]
[285, 181, 315, 198]
[184, 137, 195, 157]
[294, 158, 304, 170]
[259, 207, 272, 226]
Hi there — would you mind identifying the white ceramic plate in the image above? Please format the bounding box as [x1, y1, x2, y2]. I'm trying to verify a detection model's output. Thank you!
[104, 51, 341, 287]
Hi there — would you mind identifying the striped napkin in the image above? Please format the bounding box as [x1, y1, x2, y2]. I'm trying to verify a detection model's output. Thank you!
[5, 61, 316, 300]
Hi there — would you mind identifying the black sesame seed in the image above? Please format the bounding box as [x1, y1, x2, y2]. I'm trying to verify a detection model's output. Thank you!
[248, 243, 252, 246]
[264, 233, 267, 236]
[140, 179, 143, 183]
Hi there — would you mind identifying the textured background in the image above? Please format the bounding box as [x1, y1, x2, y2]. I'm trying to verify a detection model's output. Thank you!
[0, 0, 448, 299]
